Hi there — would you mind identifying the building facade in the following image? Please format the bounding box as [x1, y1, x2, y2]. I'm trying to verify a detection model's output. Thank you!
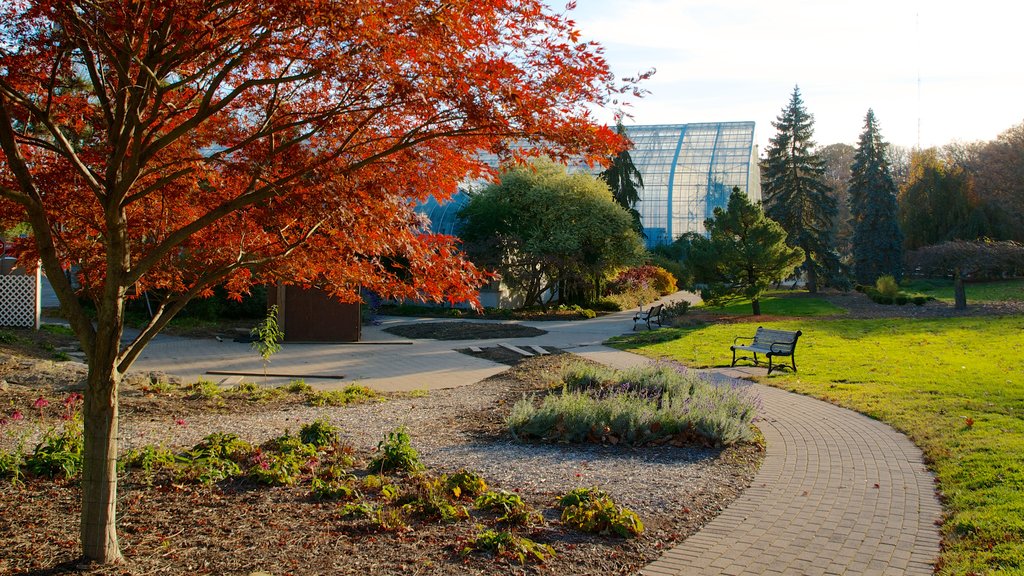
[418, 121, 761, 248]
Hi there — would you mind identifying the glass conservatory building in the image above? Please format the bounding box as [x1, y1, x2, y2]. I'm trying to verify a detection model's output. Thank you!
[418, 121, 761, 248]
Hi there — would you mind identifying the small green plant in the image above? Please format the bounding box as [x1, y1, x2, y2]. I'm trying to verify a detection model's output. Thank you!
[474, 490, 541, 526]
[0, 441, 27, 484]
[306, 384, 379, 407]
[25, 418, 84, 479]
[375, 506, 411, 532]
[461, 529, 555, 565]
[406, 476, 469, 522]
[557, 489, 643, 537]
[557, 486, 608, 509]
[176, 432, 252, 484]
[369, 427, 422, 474]
[311, 475, 359, 501]
[251, 305, 284, 377]
[120, 444, 179, 480]
[299, 419, 340, 448]
[337, 501, 376, 519]
[230, 381, 280, 402]
[281, 379, 313, 394]
[445, 469, 488, 500]
[186, 379, 222, 399]
[875, 275, 899, 298]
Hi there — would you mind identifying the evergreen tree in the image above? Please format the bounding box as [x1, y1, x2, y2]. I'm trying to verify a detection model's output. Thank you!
[599, 120, 645, 237]
[761, 86, 842, 293]
[686, 188, 804, 316]
[849, 110, 904, 284]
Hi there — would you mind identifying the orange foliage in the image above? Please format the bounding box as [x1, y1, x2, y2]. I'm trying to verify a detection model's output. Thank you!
[0, 0, 647, 346]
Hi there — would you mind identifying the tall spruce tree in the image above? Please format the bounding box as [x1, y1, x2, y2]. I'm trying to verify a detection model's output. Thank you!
[599, 120, 645, 237]
[849, 109, 904, 284]
[761, 86, 842, 293]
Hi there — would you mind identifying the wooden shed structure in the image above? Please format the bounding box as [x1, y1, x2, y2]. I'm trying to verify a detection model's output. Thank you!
[269, 285, 361, 342]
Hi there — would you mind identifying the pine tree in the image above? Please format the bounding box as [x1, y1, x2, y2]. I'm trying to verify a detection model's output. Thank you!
[849, 109, 904, 284]
[687, 188, 804, 315]
[599, 120, 645, 237]
[761, 86, 841, 293]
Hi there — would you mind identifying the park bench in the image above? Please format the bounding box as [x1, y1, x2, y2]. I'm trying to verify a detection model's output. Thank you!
[633, 303, 663, 330]
[730, 327, 802, 374]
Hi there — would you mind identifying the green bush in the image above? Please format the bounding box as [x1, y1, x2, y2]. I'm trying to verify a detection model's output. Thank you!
[299, 419, 340, 448]
[875, 275, 900, 298]
[178, 432, 252, 483]
[310, 475, 359, 501]
[186, 379, 222, 399]
[591, 298, 622, 312]
[474, 490, 541, 526]
[559, 492, 643, 537]
[461, 529, 555, 565]
[281, 379, 313, 394]
[368, 427, 422, 474]
[26, 419, 84, 479]
[306, 384, 379, 407]
[895, 294, 909, 305]
[913, 295, 928, 306]
[445, 469, 488, 499]
[509, 361, 758, 446]
[120, 444, 179, 480]
[405, 476, 469, 523]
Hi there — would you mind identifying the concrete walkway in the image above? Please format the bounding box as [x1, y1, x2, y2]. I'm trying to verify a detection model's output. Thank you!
[123, 298, 942, 575]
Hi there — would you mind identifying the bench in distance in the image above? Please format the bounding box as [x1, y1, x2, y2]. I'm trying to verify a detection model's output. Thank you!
[632, 303, 663, 330]
[730, 327, 802, 375]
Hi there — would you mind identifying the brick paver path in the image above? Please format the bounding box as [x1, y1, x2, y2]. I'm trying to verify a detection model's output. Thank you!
[642, 368, 943, 576]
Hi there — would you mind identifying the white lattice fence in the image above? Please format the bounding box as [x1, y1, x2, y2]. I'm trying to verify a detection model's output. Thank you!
[0, 272, 40, 328]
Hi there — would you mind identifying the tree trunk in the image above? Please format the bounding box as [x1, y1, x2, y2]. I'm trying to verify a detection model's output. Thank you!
[805, 255, 818, 294]
[80, 363, 123, 563]
[954, 268, 967, 310]
[752, 298, 761, 316]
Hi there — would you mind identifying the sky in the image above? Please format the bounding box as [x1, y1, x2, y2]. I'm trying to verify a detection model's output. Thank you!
[569, 0, 1024, 153]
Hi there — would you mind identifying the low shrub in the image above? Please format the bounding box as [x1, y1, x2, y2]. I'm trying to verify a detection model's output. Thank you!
[375, 506, 411, 532]
[661, 300, 690, 319]
[875, 275, 900, 298]
[25, 419, 84, 479]
[405, 476, 469, 523]
[310, 475, 359, 501]
[461, 529, 555, 565]
[186, 379, 222, 399]
[120, 444, 178, 480]
[368, 427, 422, 474]
[281, 379, 313, 394]
[178, 432, 252, 483]
[306, 384, 379, 407]
[445, 469, 488, 500]
[509, 361, 758, 446]
[299, 419, 340, 448]
[558, 490, 643, 537]
[337, 501, 376, 519]
[474, 490, 541, 526]
[229, 381, 281, 402]
[591, 299, 622, 312]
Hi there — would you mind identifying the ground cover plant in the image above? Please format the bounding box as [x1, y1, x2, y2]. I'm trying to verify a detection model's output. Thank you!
[612, 314, 1024, 575]
[508, 361, 759, 446]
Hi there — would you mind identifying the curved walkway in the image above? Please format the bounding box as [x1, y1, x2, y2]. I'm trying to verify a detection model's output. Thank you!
[642, 366, 942, 576]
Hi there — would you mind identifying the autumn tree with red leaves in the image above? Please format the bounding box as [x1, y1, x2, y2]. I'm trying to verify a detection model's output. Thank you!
[0, 0, 644, 564]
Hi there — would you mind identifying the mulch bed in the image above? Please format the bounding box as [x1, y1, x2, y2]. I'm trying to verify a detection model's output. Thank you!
[0, 350, 763, 576]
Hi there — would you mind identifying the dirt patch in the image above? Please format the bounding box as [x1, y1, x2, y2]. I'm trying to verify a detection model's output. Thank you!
[384, 321, 546, 340]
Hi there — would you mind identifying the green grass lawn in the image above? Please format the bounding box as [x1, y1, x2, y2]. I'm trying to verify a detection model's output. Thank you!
[903, 278, 1024, 303]
[693, 293, 846, 317]
[610, 315, 1024, 575]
